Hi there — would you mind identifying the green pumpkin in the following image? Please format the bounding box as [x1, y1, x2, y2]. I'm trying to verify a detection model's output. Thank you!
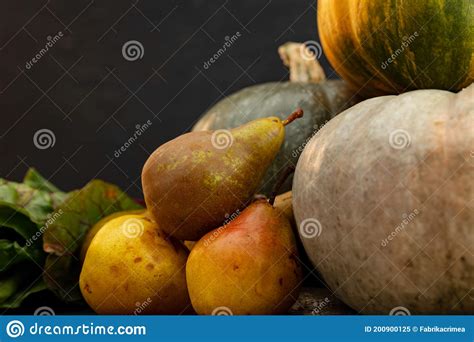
[318, 0, 474, 96]
[193, 80, 355, 195]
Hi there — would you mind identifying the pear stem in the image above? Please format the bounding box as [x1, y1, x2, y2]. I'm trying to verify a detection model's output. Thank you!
[282, 108, 304, 126]
[269, 165, 296, 206]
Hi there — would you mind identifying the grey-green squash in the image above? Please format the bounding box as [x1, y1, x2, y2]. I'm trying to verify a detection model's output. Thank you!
[293, 84, 474, 314]
[193, 43, 357, 195]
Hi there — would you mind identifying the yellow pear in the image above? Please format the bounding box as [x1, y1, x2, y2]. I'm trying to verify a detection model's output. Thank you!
[80, 214, 191, 314]
[80, 209, 146, 262]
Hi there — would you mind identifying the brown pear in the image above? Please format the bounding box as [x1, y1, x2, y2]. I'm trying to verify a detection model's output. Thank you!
[186, 198, 303, 315]
[142, 110, 303, 241]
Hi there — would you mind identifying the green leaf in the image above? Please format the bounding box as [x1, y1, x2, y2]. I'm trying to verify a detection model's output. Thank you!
[0, 269, 47, 308]
[0, 239, 43, 272]
[43, 179, 142, 303]
[43, 180, 142, 255]
[0, 176, 66, 226]
[43, 254, 82, 303]
[0, 169, 66, 308]
[23, 168, 62, 193]
[0, 203, 39, 242]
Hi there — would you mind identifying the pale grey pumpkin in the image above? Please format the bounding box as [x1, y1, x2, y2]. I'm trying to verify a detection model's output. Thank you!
[293, 84, 474, 314]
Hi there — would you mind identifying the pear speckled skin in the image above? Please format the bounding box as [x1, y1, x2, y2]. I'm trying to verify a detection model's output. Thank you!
[192, 81, 356, 195]
[186, 199, 302, 315]
[142, 117, 288, 241]
[80, 209, 146, 262]
[79, 214, 191, 314]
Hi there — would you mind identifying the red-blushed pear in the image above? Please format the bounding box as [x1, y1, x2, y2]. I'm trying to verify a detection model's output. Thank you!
[141, 110, 303, 241]
[186, 197, 303, 315]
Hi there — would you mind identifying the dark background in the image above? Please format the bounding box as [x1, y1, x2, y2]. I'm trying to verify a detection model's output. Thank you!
[0, 0, 337, 196]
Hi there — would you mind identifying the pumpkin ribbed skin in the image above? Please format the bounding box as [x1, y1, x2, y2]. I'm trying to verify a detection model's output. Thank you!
[318, 0, 474, 96]
[193, 80, 355, 195]
[293, 84, 474, 314]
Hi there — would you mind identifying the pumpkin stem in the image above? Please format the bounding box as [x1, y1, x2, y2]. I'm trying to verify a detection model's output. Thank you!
[282, 108, 304, 126]
[278, 42, 326, 83]
[269, 165, 296, 206]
